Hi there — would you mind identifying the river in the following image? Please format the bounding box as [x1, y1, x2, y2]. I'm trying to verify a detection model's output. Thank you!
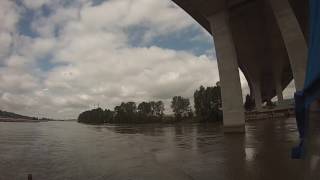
[0, 118, 304, 180]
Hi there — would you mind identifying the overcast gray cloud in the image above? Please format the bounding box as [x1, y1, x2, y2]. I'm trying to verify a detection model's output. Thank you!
[0, 0, 294, 119]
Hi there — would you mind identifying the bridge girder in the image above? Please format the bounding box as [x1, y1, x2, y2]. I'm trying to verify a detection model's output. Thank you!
[172, 0, 309, 132]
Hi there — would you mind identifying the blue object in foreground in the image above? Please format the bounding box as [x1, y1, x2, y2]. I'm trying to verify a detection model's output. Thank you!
[292, 140, 305, 159]
[292, 0, 320, 159]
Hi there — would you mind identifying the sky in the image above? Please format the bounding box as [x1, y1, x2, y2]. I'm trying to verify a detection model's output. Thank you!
[0, 0, 295, 119]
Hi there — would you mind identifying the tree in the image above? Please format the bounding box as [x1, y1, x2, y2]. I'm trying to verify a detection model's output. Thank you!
[103, 109, 114, 123]
[194, 82, 222, 122]
[137, 101, 165, 122]
[138, 102, 152, 116]
[78, 108, 114, 124]
[154, 101, 165, 118]
[114, 102, 137, 123]
[171, 96, 192, 120]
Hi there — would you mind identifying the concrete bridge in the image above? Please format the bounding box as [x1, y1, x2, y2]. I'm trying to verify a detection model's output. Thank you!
[172, 0, 309, 132]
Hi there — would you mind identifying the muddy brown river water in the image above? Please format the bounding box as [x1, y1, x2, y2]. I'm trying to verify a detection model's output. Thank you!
[0, 118, 307, 180]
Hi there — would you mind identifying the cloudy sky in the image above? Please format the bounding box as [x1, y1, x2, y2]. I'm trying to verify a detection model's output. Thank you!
[0, 0, 295, 119]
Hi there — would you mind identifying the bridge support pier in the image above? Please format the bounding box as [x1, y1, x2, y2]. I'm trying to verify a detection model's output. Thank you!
[208, 12, 245, 133]
[269, 0, 308, 91]
[252, 81, 263, 111]
[275, 80, 284, 102]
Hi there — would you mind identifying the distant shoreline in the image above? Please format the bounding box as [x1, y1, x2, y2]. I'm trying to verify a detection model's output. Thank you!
[0, 117, 45, 122]
[0, 117, 76, 122]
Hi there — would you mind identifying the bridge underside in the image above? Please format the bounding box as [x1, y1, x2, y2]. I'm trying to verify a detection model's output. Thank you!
[173, 0, 309, 132]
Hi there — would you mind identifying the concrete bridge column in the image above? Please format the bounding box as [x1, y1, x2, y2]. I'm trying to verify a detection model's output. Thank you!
[269, 0, 308, 91]
[208, 11, 245, 133]
[252, 81, 263, 111]
[275, 81, 284, 102]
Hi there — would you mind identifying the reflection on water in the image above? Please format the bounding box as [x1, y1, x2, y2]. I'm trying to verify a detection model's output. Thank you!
[245, 148, 256, 162]
[0, 118, 304, 180]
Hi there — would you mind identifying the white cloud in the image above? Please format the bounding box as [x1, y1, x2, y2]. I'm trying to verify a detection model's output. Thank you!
[0, 0, 224, 119]
[0, 1, 20, 32]
[0, 0, 20, 60]
[21, 0, 51, 10]
[0, 32, 13, 59]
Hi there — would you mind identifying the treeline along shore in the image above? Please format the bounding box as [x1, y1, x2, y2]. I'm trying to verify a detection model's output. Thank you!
[0, 110, 39, 121]
[0, 110, 66, 122]
[78, 84, 224, 124]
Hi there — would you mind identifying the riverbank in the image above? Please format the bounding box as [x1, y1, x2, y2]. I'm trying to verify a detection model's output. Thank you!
[0, 117, 44, 123]
[78, 116, 223, 125]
